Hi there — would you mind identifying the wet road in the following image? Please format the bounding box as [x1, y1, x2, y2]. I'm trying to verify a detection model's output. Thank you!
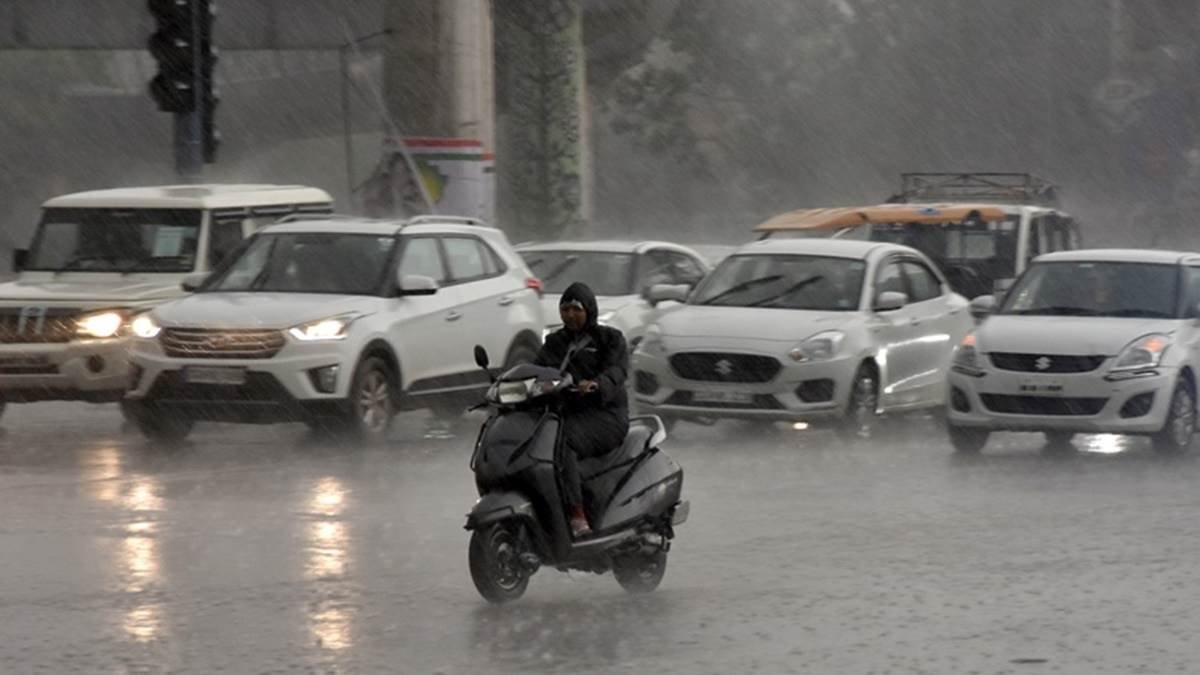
[3, 404, 1200, 674]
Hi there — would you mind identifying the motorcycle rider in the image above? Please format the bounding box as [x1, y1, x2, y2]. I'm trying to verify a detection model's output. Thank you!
[535, 281, 630, 538]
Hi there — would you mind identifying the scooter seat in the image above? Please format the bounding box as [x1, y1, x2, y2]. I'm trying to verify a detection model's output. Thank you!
[580, 419, 654, 478]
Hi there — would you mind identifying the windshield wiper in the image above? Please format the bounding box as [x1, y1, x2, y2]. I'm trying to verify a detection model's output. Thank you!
[699, 274, 784, 306]
[747, 275, 826, 307]
[1010, 306, 1098, 316]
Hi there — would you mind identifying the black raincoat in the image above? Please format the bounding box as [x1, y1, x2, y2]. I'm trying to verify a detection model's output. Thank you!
[535, 282, 630, 506]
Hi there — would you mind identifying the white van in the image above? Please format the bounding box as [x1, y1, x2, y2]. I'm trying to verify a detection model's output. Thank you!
[0, 184, 333, 420]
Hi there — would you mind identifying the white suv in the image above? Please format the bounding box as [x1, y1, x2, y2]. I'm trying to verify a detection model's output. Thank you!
[0, 184, 332, 422]
[123, 216, 544, 441]
[947, 249, 1200, 454]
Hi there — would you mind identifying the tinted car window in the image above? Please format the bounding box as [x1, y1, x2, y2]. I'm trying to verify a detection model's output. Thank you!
[1003, 261, 1179, 318]
[520, 250, 636, 296]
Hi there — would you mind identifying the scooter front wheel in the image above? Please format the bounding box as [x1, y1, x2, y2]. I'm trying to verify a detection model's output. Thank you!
[469, 523, 530, 604]
[612, 550, 667, 594]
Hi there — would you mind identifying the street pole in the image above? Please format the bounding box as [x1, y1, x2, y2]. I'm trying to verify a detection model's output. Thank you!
[176, 0, 204, 181]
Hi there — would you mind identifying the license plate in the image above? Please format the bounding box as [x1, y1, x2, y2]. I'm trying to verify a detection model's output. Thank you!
[692, 390, 753, 405]
[183, 366, 247, 385]
[1018, 377, 1064, 395]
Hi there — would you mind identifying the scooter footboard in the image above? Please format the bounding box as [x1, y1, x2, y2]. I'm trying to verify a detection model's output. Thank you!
[465, 492, 537, 530]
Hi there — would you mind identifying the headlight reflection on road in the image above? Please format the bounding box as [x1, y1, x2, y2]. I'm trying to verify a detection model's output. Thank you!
[1081, 434, 1130, 455]
[305, 477, 356, 652]
[121, 475, 165, 642]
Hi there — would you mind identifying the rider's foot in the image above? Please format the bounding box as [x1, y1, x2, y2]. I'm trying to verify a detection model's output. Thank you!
[569, 504, 592, 538]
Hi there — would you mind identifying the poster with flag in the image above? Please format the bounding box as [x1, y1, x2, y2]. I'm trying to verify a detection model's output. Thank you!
[359, 137, 494, 222]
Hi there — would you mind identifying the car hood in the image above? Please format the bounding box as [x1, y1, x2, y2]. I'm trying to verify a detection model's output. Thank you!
[539, 294, 637, 325]
[152, 293, 380, 329]
[655, 305, 857, 343]
[978, 315, 1182, 356]
[0, 273, 184, 306]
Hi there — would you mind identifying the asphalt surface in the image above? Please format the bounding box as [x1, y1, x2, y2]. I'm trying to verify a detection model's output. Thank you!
[2, 403, 1200, 674]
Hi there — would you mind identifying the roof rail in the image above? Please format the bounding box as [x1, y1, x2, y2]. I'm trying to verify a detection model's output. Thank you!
[273, 212, 366, 224]
[405, 214, 489, 227]
[890, 172, 1060, 207]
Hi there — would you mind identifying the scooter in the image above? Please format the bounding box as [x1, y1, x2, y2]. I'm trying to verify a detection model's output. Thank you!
[464, 345, 688, 603]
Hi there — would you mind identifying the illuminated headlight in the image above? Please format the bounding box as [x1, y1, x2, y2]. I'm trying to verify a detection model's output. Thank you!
[492, 377, 542, 404]
[952, 332, 983, 375]
[788, 330, 844, 362]
[1112, 334, 1170, 372]
[288, 314, 361, 341]
[76, 310, 126, 339]
[130, 314, 162, 339]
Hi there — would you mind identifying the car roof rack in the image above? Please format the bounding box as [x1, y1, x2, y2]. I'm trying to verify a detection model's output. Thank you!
[273, 212, 367, 224]
[404, 214, 489, 227]
[889, 172, 1060, 207]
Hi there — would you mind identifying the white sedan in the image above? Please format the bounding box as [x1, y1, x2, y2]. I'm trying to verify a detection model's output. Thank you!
[947, 249, 1200, 454]
[632, 239, 972, 437]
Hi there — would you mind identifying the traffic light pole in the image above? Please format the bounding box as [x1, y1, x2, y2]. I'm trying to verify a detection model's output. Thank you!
[174, 0, 205, 180]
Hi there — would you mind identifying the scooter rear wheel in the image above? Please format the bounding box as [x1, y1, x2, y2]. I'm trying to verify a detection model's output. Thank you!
[469, 523, 530, 604]
[612, 550, 667, 594]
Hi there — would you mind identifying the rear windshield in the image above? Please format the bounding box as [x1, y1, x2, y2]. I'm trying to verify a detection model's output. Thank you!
[519, 250, 636, 296]
[26, 208, 202, 273]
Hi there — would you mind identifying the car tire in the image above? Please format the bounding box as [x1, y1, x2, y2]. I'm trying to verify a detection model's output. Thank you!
[837, 366, 879, 442]
[948, 424, 989, 454]
[1152, 379, 1196, 454]
[341, 355, 397, 442]
[121, 400, 193, 443]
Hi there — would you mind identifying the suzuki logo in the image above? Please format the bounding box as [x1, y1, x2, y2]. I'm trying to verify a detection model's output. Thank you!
[1035, 356, 1053, 371]
[17, 306, 47, 335]
[714, 359, 734, 377]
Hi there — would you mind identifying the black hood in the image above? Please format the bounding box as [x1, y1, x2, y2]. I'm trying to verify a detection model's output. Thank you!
[560, 281, 600, 328]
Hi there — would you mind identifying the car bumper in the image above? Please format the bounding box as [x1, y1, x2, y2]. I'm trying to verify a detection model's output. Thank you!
[0, 339, 132, 402]
[126, 340, 351, 423]
[631, 350, 856, 422]
[946, 365, 1176, 434]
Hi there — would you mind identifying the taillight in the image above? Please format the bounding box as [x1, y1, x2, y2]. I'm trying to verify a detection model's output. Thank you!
[526, 277, 544, 298]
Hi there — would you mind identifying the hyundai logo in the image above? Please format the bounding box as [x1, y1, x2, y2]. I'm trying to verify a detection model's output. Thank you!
[1035, 356, 1053, 371]
[714, 359, 734, 376]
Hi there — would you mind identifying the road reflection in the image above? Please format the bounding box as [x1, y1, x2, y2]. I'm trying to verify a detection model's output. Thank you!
[305, 476, 355, 652]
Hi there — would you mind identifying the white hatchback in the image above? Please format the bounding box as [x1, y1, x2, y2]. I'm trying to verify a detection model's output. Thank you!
[947, 249, 1200, 454]
[632, 239, 972, 437]
[124, 216, 543, 441]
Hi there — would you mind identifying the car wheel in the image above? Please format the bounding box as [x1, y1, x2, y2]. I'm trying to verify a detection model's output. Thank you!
[837, 366, 879, 442]
[343, 356, 396, 442]
[948, 424, 989, 454]
[1152, 379, 1195, 454]
[121, 400, 193, 443]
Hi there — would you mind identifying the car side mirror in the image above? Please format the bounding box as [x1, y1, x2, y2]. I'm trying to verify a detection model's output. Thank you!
[181, 271, 209, 292]
[874, 291, 908, 312]
[646, 283, 689, 307]
[396, 273, 438, 296]
[474, 345, 490, 370]
[12, 249, 28, 272]
[970, 294, 997, 320]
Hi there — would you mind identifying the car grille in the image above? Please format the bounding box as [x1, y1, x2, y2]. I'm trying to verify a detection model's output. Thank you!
[988, 353, 1106, 373]
[0, 307, 80, 344]
[160, 327, 286, 359]
[981, 394, 1107, 416]
[147, 370, 289, 403]
[664, 391, 785, 410]
[669, 352, 781, 383]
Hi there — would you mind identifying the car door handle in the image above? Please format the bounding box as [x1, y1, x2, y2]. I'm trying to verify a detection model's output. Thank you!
[445, 311, 463, 322]
[498, 295, 515, 307]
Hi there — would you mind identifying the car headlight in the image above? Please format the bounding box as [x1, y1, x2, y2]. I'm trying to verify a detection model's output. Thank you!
[76, 310, 127, 339]
[1112, 334, 1170, 372]
[952, 332, 982, 373]
[788, 330, 845, 362]
[288, 313, 363, 342]
[130, 314, 162, 339]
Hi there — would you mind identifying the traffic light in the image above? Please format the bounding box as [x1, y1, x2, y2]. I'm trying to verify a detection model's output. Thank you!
[147, 0, 195, 113]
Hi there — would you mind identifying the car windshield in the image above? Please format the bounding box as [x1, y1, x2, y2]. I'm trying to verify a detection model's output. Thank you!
[1002, 261, 1180, 318]
[25, 208, 202, 273]
[690, 254, 865, 310]
[519, 250, 635, 296]
[206, 232, 397, 295]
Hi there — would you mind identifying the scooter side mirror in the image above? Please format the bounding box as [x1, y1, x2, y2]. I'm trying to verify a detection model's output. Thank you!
[474, 345, 490, 370]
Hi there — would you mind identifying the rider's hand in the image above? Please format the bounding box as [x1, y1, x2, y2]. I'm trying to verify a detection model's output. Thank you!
[578, 379, 600, 394]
